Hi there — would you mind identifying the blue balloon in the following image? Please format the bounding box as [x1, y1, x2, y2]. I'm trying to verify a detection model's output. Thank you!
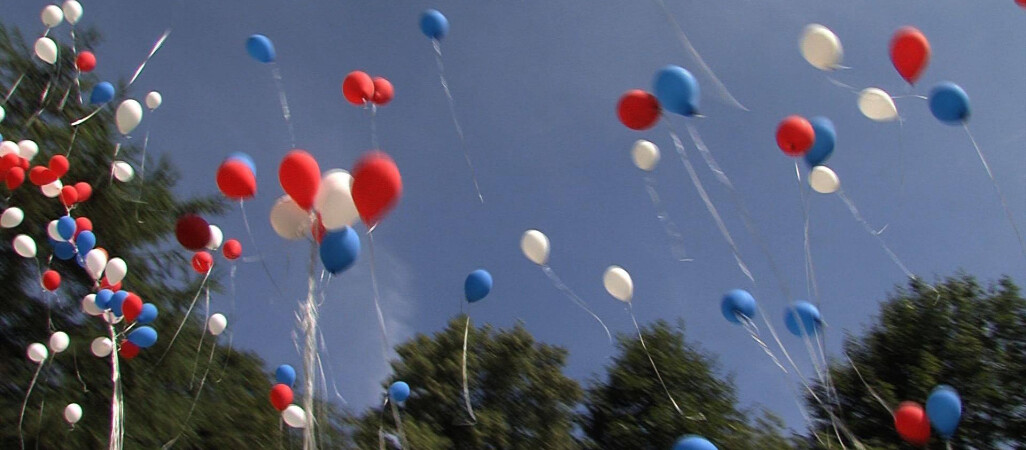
[784, 301, 821, 337]
[53, 241, 76, 260]
[128, 326, 158, 348]
[420, 10, 449, 40]
[89, 82, 115, 105]
[57, 216, 76, 240]
[653, 65, 700, 117]
[926, 385, 961, 439]
[110, 290, 129, 316]
[75, 230, 96, 255]
[246, 34, 276, 63]
[319, 227, 361, 274]
[136, 303, 159, 325]
[673, 435, 717, 450]
[275, 364, 297, 387]
[94, 289, 114, 309]
[929, 82, 970, 125]
[227, 152, 257, 176]
[389, 381, 410, 402]
[721, 289, 756, 324]
[464, 269, 493, 303]
[804, 117, 836, 167]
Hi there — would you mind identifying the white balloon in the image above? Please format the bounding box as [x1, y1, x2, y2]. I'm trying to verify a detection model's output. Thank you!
[28, 342, 48, 363]
[1, 207, 24, 228]
[631, 140, 660, 172]
[112, 161, 134, 182]
[282, 405, 307, 428]
[603, 265, 634, 303]
[0, 141, 18, 156]
[314, 170, 359, 230]
[0, 105, 5, 123]
[206, 225, 223, 250]
[85, 249, 107, 280]
[800, 24, 843, 71]
[64, 403, 82, 425]
[207, 313, 227, 336]
[34, 37, 58, 65]
[104, 257, 128, 284]
[13, 234, 37, 258]
[103, 310, 123, 324]
[62, 1, 83, 25]
[47, 220, 65, 242]
[81, 294, 103, 316]
[49, 331, 70, 353]
[145, 91, 162, 110]
[115, 100, 143, 135]
[809, 166, 841, 194]
[270, 195, 312, 240]
[41, 180, 63, 198]
[90, 337, 112, 357]
[857, 88, 898, 122]
[41, 5, 64, 28]
[520, 229, 550, 266]
[18, 140, 39, 160]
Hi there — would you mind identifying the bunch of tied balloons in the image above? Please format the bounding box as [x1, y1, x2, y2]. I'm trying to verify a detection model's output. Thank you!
[174, 213, 243, 273]
[894, 386, 962, 446]
[342, 71, 394, 107]
[269, 364, 308, 428]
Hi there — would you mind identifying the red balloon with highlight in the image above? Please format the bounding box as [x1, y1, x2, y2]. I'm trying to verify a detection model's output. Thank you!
[192, 251, 214, 273]
[75, 51, 96, 72]
[371, 77, 394, 105]
[775, 115, 815, 157]
[270, 384, 294, 411]
[216, 159, 257, 200]
[890, 27, 930, 85]
[351, 151, 402, 227]
[342, 71, 374, 106]
[222, 239, 242, 260]
[617, 90, 661, 131]
[894, 402, 931, 446]
[42, 270, 61, 291]
[278, 150, 320, 210]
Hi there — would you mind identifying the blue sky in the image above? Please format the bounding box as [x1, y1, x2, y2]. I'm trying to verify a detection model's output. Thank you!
[8, 0, 1026, 433]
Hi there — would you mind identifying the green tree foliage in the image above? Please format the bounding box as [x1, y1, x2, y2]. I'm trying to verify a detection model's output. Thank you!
[806, 275, 1026, 449]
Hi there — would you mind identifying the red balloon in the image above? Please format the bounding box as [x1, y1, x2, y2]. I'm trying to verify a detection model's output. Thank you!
[192, 251, 214, 273]
[74, 217, 92, 237]
[0, 153, 20, 173]
[99, 276, 122, 292]
[775, 115, 815, 157]
[60, 186, 79, 206]
[48, 155, 69, 177]
[119, 341, 140, 360]
[890, 27, 930, 85]
[617, 90, 661, 130]
[6, 167, 24, 190]
[222, 239, 242, 260]
[19, 157, 29, 170]
[371, 77, 394, 105]
[29, 166, 57, 186]
[75, 51, 96, 72]
[175, 214, 212, 251]
[270, 384, 293, 411]
[351, 151, 402, 227]
[894, 401, 931, 446]
[74, 182, 92, 203]
[42, 270, 61, 291]
[1018, 0, 1026, 8]
[216, 160, 257, 200]
[342, 71, 374, 106]
[278, 150, 320, 210]
[123, 293, 144, 322]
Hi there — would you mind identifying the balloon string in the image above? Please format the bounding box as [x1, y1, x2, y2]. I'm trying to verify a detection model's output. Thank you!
[109, 324, 125, 450]
[737, 314, 787, 374]
[368, 231, 395, 363]
[845, 353, 893, 415]
[963, 123, 1026, 266]
[70, 28, 82, 105]
[23, 80, 53, 130]
[540, 265, 612, 343]
[57, 85, 72, 111]
[3, 73, 25, 104]
[151, 269, 212, 369]
[301, 242, 319, 450]
[460, 316, 478, 424]
[270, 64, 296, 149]
[378, 397, 388, 450]
[795, 162, 820, 306]
[652, 0, 748, 111]
[643, 175, 693, 262]
[667, 128, 755, 285]
[433, 40, 484, 204]
[189, 287, 212, 389]
[370, 103, 379, 150]
[128, 29, 171, 87]
[72, 348, 89, 392]
[240, 200, 287, 302]
[897, 118, 906, 201]
[628, 304, 691, 418]
[134, 113, 156, 223]
[836, 189, 915, 279]
[825, 76, 858, 94]
[18, 363, 44, 450]
[65, 127, 79, 157]
[388, 393, 410, 449]
[213, 332, 234, 383]
[70, 105, 105, 126]
[161, 339, 218, 450]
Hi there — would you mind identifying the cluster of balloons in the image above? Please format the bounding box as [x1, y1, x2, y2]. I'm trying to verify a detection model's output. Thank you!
[174, 214, 243, 273]
[269, 364, 307, 428]
[894, 385, 962, 445]
[342, 71, 394, 106]
[616, 65, 701, 131]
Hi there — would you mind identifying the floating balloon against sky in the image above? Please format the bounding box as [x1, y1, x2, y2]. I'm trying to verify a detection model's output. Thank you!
[890, 26, 930, 85]
[800, 24, 843, 71]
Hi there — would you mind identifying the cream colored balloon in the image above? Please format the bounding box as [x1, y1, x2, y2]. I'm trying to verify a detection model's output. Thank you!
[282, 405, 307, 428]
[28, 342, 48, 363]
[47, 220, 64, 241]
[857, 88, 898, 122]
[62, 1, 83, 25]
[34, 37, 58, 65]
[1, 207, 24, 228]
[809, 166, 841, 194]
[145, 91, 162, 110]
[81, 294, 103, 316]
[115, 100, 143, 135]
[113, 161, 134, 182]
[206, 225, 223, 250]
[0, 105, 5, 123]
[41, 180, 63, 198]
[520, 229, 550, 266]
[631, 140, 660, 171]
[13, 234, 37, 258]
[41, 5, 64, 28]
[64, 403, 82, 425]
[800, 24, 843, 71]
[85, 248, 107, 280]
[207, 313, 227, 336]
[104, 257, 128, 284]
[270, 195, 312, 240]
[18, 140, 39, 160]
[314, 170, 359, 230]
[0, 141, 18, 156]
[49, 331, 70, 353]
[90, 337, 113, 357]
[603, 265, 634, 302]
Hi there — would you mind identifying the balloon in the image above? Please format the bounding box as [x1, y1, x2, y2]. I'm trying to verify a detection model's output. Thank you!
[319, 227, 360, 274]
[91, 337, 113, 357]
[520, 229, 550, 266]
[371, 77, 394, 105]
[216, 159, 257, 200]
[631, 140, 660, 171]
[1, 207, 24, 228]
[48, 220, 65, 242]
[270, 384, 293, 411]
[617, 90, 661, 130]
[207, 313, 227, 335]
[673, 435, 717, 450]
[857, 88, 898, 122]
[145, 91, 162, 110]
[653, 65, 700, 117]
[282, 405, 307, 428]
[270, 196, 312, 240]
[465, 269, 493, 303]
[60, 186, 79, 206]
[223, 239, 242, 260]
[75, 51, 96, 72]
[115, 100, 143, 135]
[809, 166, 840, 194]
[109, 291, 129, 316]
[928, 82, 970, 124]
[94, 290, 114, 309]
[227, 152, 257, 175]
[776, 115, 815, 156]
[137, 303, 158, 324]
[890, 27, 930, 85]
[42, 270, 61, 291]
[314, 170, 359, 230]
[804, 117, 835, 167]
[76, 230, 96, 254]
[81, 294, 103, 316]
[99, 276, 121, 292]
[176, 214, 212, 250]
[42, 5, 64, 28]
[895, 401, 931, 446]
[19, 140, 40, 161]
[276, 365, 297, 387]
[389, 381, 411, 402]
[246, 34, 275, 63]
[28, 342, 48, 363]
[90, 82, 115, 105]
[342, 71, 374, 106]
[192, 251, 214, 273]
[784, 301, 822, 337]
[721, 289, 756, 324]
[64, 403, 82, 425]
[35, 37, 58, 64]
[603, 265, 633, 302]
[5, 167, 23, 190]
[420, 9, 449, 40]
[14, 234, 37, 258]
[926, 385, 961, 439]
[49, 331, 70, 353]
[800, 24, 843, 71]
[122, 294, 143, 322]
[127, 326, 158, 348]
[62, 1, 83, 25]
[279, 150, 320, 210]
[119, 341, 139, 360]
[206, 225, 223, 250]
[0, 141, 18, 157]
[49, 155, 69, 178]
[351, 151, 402, 226]
[0, 106, 4, 123]
[56, 216, 76, 240]
[101, 257, 127, 286]
[41, 180, 64, 198]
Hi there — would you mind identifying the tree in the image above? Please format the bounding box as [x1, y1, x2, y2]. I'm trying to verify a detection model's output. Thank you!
[806, 275, 1026, 449]
[350, 315, 582, 449]
[580, 320, 793, 450]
